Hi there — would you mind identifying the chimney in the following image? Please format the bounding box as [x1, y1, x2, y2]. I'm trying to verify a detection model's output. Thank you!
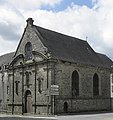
[26, 18, 34, 26]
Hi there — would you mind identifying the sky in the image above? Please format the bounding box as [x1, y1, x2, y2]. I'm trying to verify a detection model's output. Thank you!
[0, 0, 113, 60]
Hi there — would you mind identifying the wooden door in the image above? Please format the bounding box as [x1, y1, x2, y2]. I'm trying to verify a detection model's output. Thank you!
[25, 90, 32, 113]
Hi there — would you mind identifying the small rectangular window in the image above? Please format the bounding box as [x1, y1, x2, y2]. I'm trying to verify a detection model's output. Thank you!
[16, 83, 18, 95]
[0, 66, 1, 70]
[15, 81, 19, 95]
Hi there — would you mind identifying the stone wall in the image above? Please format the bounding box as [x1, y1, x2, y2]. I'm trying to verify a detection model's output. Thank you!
[6, 21, 111, 115]
[54, 61, 111, 114]
[7, 62, 53, 114]
[7, 22, 52, 114]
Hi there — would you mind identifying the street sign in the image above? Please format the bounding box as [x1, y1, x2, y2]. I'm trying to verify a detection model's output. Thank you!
[50, 90, 59, 96]
[44, 85, 59, 96]
[50, 85, 59, 95]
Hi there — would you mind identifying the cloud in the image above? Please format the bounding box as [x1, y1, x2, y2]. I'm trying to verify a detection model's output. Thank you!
[0, 0, 113, 60]
[7, 0, 63, 11]
[23, 1, 113, 59]
[0, 23, 20, 41]
[0, 36, 18, 55]
[0, 4, 24, 41]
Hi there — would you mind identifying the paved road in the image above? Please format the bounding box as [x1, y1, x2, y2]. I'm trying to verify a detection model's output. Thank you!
[0, 115, 56, 120]
[56, 113, 113, 120]
[0, 113, 113, 120]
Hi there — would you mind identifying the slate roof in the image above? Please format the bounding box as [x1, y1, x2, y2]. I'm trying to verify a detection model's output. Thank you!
[34, 25, 112, 68]
[97, 53, 113, 69]
[0, 52, 14, 66]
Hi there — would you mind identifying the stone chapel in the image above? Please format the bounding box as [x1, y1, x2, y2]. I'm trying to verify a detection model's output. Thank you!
[0, 18, 113, 115]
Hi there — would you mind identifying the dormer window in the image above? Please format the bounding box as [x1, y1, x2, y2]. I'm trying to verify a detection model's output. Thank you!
[25, 42, 32, 60]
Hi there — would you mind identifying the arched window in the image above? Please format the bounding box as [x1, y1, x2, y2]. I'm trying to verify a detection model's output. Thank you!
[72, 70, 79, 96]
[93, 73, 99, 96]
[25, 42, 32, 60]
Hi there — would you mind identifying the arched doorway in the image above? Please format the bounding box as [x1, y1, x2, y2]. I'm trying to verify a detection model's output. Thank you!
[64, 102, 68, 113]
[24, 90, 32, 113]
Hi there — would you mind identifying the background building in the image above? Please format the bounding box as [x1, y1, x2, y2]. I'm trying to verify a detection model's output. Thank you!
[0, 52, 14, 111]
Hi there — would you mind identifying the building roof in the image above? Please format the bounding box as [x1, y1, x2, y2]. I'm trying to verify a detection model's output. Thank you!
[0, 52, 14, 66]
[10, 18, 113, 69]
[97, 53, 113, 69]
[34, 25, 112, 68]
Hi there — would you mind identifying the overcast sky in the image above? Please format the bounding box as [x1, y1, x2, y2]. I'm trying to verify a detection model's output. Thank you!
[0, 0, 113, 60]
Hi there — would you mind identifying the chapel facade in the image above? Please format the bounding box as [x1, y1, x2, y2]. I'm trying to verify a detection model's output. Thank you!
[0, 18, 113, 115]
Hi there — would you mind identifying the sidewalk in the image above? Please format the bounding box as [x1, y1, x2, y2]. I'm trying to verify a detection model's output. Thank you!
[0, 113, 57, 119]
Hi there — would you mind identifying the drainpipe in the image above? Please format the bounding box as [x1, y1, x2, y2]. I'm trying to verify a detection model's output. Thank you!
[20, 61, 24, 115]
[47, 58, 49, 89]
[34, 60, 37, 114]
[1, 69, 4, 111]
[47, 58, 49, 115]
[110, 72, 113, 111]
[12, 65, 14, 114]
[51, 62, 56, 115]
